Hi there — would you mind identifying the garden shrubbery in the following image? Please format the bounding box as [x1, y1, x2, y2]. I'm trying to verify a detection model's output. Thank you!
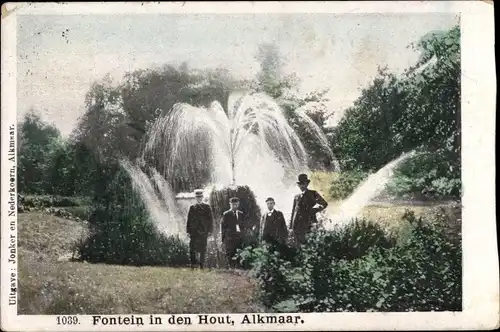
[77, 166, 190, 267]
[238, 212, 461, 312]
[19, 194, 89, 209]
[386, 150, 461, 200]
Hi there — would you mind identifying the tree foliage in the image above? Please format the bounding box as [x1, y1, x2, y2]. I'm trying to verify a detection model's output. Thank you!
[17, 109, 98, 196]
[332, 25, 460, 198]
[251, 43, 334, 169]
[17, 110, 61, 194]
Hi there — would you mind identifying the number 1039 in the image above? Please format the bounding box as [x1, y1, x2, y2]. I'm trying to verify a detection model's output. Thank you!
[56, 316, 80, 325]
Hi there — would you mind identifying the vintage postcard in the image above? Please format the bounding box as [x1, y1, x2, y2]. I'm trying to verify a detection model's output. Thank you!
[1, 1, 498, 331]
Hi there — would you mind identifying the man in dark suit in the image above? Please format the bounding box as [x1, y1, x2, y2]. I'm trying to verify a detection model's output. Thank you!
[290, 174, 328, 245]
[220, 197, 245, 269]
[260, 197, 288, 248]
[186, 189, 213, 269]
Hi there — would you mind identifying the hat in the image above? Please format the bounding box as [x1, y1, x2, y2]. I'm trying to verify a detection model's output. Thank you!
[265, 197, 274, 202]
[194, 189, 204, 197]
[297, 173, 311, 184]
[229, 197, 240, 203]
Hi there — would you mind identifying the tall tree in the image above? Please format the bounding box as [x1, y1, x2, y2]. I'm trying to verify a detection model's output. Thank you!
[17, 110, 62, 194]
[73, 64, 244, 192]
[333, 25, 460, 191]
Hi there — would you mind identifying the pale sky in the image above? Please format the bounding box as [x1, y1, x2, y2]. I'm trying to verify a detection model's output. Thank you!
[17, 13, 459, 136]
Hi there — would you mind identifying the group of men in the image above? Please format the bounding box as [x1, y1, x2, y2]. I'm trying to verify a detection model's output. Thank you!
[186, 173, 328, 269]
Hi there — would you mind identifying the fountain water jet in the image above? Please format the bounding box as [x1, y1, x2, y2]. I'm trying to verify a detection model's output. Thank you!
[325, 151, 417, 228]
[120, 160, 186, 239]
[121, 90, 413, 241]
[127, 92, 336, 232]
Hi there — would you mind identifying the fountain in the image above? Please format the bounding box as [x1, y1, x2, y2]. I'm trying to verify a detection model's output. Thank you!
[123, 92, 334, 238]
[323, 151, 416, 229]
[121, 91, 414, 248]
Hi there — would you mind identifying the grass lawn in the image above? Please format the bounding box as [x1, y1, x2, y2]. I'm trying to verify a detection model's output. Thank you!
[18, 213, 263, 315]
[310, 171, 460, 235]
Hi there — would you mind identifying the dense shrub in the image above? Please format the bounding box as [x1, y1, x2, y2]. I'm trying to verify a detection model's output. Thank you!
[207, 185, 262, 269]
[20, 195, 89, 209]
[386, 150, 461, 199]
[62, 206, 91, 221]
[238, 243, 297, 307]
[239, 212, 461, 312]
[329, 170, 369, 200]
[209, 185, 262, 232]
[238, 218, 394, 308]
[77, 166, 189, 267]
[306, 219, 396, 261]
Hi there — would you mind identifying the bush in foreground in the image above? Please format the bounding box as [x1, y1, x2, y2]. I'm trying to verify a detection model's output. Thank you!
[77, 166, 189, 267]
[239, 212, 461, 312]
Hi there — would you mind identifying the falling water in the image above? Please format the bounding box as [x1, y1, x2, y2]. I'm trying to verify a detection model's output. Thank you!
[121, 90, 412, 238]
[325, 151, 416, 228]
[123, 92, 336, 233]
[120, 160, 186, 239]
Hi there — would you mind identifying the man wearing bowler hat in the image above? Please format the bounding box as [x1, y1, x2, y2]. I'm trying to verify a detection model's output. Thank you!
[220, 197, 245, 269]
[186, 189, 213, 269]
[290, 174, 328, 245]
[260, 197, 288, 248]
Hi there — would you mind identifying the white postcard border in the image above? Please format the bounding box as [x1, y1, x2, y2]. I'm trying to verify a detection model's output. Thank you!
[1, 1, 498, 331]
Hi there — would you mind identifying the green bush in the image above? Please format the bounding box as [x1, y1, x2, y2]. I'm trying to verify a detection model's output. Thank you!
[239, 212, 461, 312]
[238, 243, 297, 307]
[329, 170, 369, 200]
[238, 218, 394, 308]
[386, 150, 461, 199]
[77, 165, 189, 267]
[305, 219, 396, 261]
[20, 195, 90, 209]
[79, 217, 190, 267]
[209, 185, 262, 232]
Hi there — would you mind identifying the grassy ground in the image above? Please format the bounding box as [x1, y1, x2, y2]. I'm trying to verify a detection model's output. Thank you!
[18, 213, 263, 315]
[310, 171, 461, 242]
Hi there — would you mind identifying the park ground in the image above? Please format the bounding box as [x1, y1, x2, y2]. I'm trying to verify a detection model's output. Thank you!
[17, 173, 459, 314]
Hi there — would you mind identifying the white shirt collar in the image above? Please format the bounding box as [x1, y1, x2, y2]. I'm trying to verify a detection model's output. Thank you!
[267, 209, 275, 214]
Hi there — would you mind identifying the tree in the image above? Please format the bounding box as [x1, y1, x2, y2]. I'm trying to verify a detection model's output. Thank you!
[332, 25, 461, 198]
[17, 110, 62, 194]
[254, 43, 297, 99]
[334, 25, 460, 172]
[332, 68, 407, 170]
[395, 25, 461, 160]
[252, 43, 334, 169]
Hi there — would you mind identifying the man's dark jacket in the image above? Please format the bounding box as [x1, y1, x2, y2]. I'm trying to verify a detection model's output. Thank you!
[186, 203, 213, 238]
[220, 209, 245, 242]
[290, 189, 328, 234]
[260, 210, 288, 245]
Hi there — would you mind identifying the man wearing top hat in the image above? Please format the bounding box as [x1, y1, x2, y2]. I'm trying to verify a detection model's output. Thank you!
[290, 173, 328, 245]
[220, 197, 245, 269]
[186, 189, 213, 269]
[260, 197, 288, 248]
